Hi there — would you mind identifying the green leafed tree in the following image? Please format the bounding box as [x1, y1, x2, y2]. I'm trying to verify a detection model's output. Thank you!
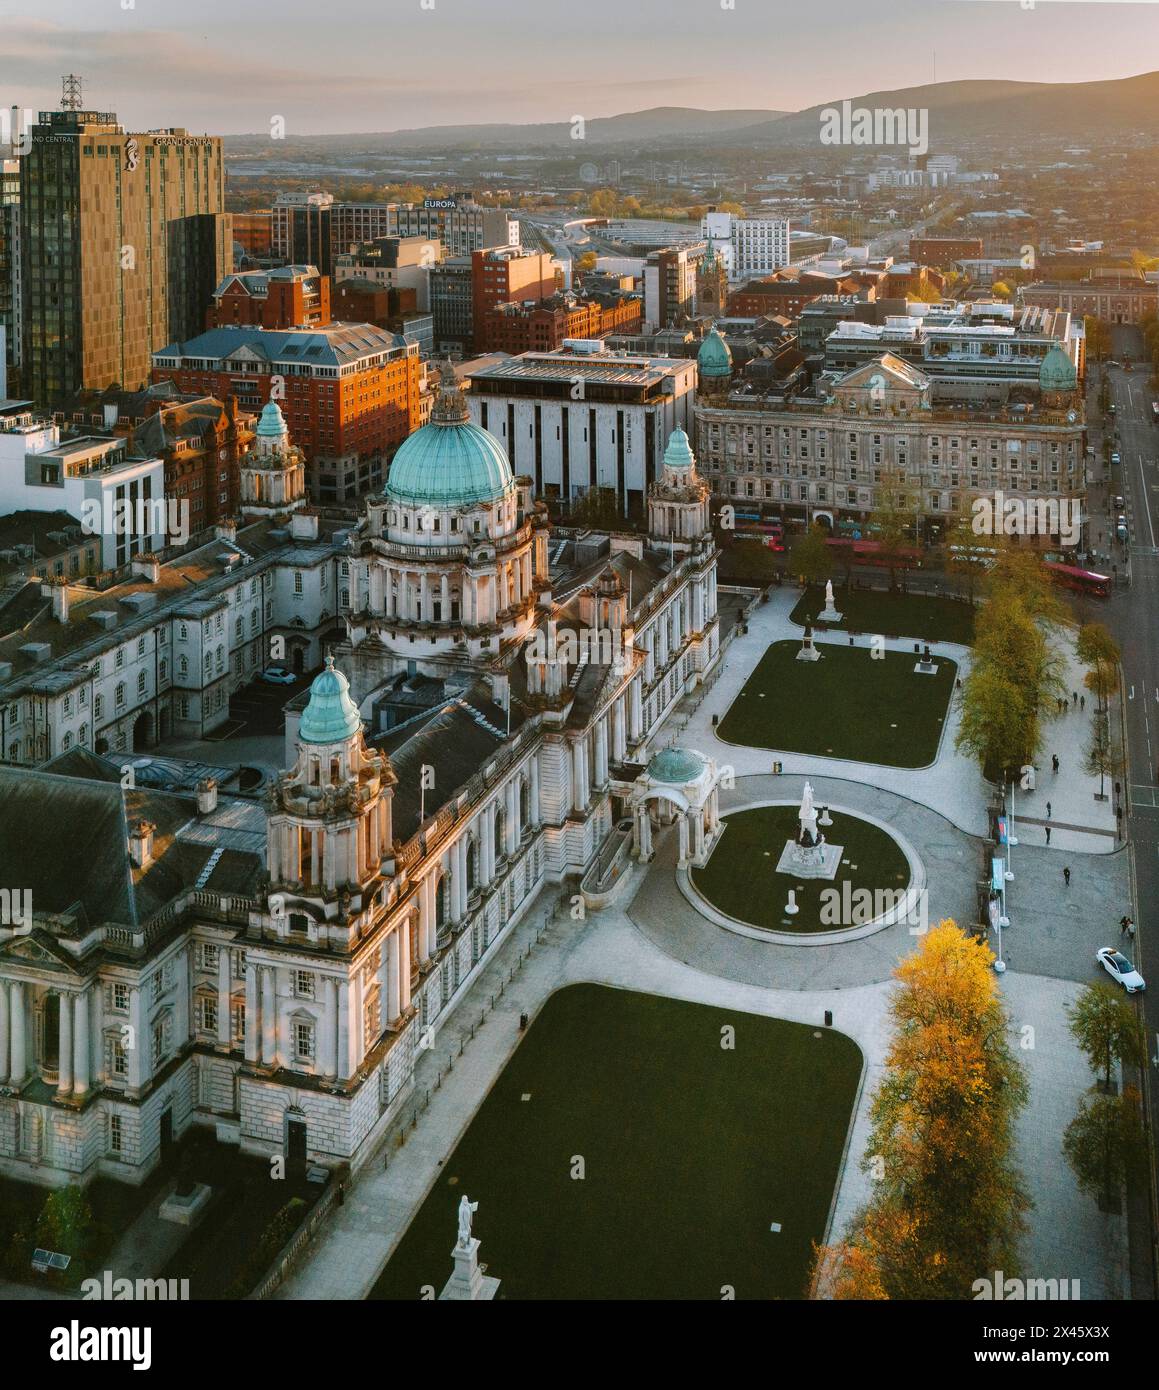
[1067, 982, 1146, 1093]
[791, 524, 833, 588]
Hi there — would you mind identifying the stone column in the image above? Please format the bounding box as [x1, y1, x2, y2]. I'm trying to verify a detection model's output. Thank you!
[387, 930, 401, 1024]
[440, 573, 450, 623]
[336, 980, 349, 1081]
[677, 813, 690, 867]
[400, 921, 413, 1015]
[322, 977, 338, 1078]
[595, 718, 609, 786]
[244, 963, 259, 1064]
[481, 807, 494, 885]
[9, 982, 26, 1087]
[73, 990, 90, 1099]
[0, 981, 9, 1084]
[347, 975, 362, 1078]
[127, 986, 143, 1088]
[58, 991, 73, 1096]
[529, 754, 540, 826]
[217, 948, 231, 1048]
[261, 967, 276, 1066]
[90, 987, 105, 1088]
[629, 678, 643, 741]
[506, 779, 519, 853]
[572, 738, 588, 813]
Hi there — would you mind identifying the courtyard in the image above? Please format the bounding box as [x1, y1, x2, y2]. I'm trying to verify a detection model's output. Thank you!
[716, 638, 956, 768]
[368, 982, 862, 1301]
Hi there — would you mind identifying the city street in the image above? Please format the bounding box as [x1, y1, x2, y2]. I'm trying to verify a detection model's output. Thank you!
[1094, 326, 1159, 1295]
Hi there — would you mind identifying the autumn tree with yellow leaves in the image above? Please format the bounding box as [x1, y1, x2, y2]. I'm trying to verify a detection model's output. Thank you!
[811, 922, 1030, 1299]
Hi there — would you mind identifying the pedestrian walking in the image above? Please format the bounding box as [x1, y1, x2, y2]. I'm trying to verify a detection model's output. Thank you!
[1063, 866, 1071, 887]
[1080, 695, 1086, 711]
[1121, 915, 1130, 935]
[1073, 690, 1079, 706]
[1045, 825, 1051, 845]
[1127, 918, 1136, 942]
[1046, 801, 1052, 819]
[1052, 754, 1060, 774]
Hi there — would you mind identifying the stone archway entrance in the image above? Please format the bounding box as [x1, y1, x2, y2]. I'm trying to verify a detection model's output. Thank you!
[132, 710, 154, 751]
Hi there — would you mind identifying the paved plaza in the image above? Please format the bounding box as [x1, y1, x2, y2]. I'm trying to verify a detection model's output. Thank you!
[280, 586, 1131, 1301]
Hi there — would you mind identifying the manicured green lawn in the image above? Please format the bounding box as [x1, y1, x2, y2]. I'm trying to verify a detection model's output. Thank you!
[369, 983, 862, 1301]
[791, 584, 976, 645]
[718, 639, 956, 767]
[691, 804, 911, 932]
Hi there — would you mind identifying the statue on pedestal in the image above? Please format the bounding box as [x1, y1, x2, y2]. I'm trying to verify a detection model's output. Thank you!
[457, 1195, 478, 1249]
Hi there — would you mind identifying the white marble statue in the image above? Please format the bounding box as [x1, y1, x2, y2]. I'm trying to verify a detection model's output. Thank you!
[825, 580, 835, 608]
[800, 781, 816, 824]
[457, 1195, 478, 1248]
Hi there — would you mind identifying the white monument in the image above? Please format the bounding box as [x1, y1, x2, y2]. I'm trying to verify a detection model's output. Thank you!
[439, 1195, 501, 1301]
[775, 781, 844, 880]
[818, 580, 843, 624]
[797, 623, 821, 662]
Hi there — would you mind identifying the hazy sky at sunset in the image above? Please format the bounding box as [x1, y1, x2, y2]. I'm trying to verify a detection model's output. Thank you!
[3, 0, 1158, 134]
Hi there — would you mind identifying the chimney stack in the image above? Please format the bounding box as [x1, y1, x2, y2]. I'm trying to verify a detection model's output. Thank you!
[42, 580, 70, 623]
[128, 819, 155, 870]
[196, 778, 218, 815]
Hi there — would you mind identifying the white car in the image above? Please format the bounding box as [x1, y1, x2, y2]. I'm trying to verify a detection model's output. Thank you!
[258, 667, 297, 686]
[1096, 947, 1146, 994]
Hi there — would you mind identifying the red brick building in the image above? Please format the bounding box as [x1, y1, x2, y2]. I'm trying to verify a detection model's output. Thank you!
[728, 271, 864, 319]
[152, 323, 422, 502]
[207, 266, 331, 330]
[471, 246, 559, 352]
[909, 236, 984, 268]
[133, 396, 255, 530]
[479, 293, 642, 355]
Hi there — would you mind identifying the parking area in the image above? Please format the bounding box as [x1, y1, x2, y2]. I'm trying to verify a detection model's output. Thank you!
[227, 667, 319, 737]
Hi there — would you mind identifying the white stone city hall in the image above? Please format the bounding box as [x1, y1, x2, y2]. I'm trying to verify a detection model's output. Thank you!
[0, 370, 724, 1185]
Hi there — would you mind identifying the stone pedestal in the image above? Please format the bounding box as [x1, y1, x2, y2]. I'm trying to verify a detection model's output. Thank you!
[439, 1238, 500, 1301]
[797, 629, 821, 662]
[158, 1182, 212, 1227]
[775, 839, 845, 880]
[817, 601, 843, 624]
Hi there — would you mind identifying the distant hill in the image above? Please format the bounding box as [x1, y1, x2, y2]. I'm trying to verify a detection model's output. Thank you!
[221, 71, 1159, 156]
[730, 72, 1159, 147]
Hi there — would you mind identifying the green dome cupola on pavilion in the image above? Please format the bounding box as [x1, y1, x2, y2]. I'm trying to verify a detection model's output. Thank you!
[385, 364, 515, 509]
[299, 656, 363, 745]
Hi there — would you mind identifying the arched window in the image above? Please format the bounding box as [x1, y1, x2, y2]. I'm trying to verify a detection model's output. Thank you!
[519, 778, 529, 829]
[435, 875, 448, 929]
[466, 840, 477, 892]
[494, 803, 505, 859]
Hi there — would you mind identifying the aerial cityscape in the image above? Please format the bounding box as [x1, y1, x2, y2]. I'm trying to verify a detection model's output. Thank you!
[3, 0, 1159, 1359]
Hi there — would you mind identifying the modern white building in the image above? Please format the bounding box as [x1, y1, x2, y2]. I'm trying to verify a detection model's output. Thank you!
[462, 345, 698, 516]
[701, 210, 791, 282]
[0, 369, 723, 1188]
[0, 401, 166, 570]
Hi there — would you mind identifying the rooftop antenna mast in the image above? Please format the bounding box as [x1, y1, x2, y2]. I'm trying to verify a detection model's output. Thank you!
[61, 74, 83, 111]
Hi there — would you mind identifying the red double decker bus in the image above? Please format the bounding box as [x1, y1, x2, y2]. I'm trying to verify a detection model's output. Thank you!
[824, 537, 923, 569]
[1044, 561, 1111, 598]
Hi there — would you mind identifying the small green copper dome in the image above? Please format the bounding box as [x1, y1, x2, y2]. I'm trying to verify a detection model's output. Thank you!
[386, 364, 514, 508]
[662, 427, 695, 473]
[647, 747, 707, 784]
[299, 656, 362, 745]
[256, 400, 288, 438]
[1039, 345, 1077, 394]
[697, 327, 733, 379]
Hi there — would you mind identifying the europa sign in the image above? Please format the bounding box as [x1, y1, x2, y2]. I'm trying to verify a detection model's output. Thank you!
[423, 198, 457, 210]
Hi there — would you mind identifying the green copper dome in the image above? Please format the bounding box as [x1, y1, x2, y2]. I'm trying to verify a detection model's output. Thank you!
[299, 656, 362, 745]
[697, 327, 733, 379]
[256, 400, 288, 438]
[663, 427, 695, 473]
[647, 747, 707, 784]
[386, 365, 514, 508]
[1039, 345, 1077, 394]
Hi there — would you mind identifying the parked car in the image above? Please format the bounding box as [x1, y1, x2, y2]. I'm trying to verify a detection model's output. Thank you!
[258, 667, 297, 685]
[1111, 451, 1121, 466]
[1097, 946, 1146, 993]
[1112, 494, 1124, 511]
[1116, 517, 1129, 541]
